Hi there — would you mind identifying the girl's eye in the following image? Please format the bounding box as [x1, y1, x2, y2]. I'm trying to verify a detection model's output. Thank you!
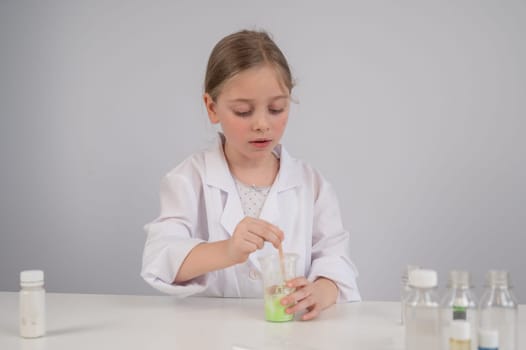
[234, 110, 252, 117]
[269, 108, 284, 115]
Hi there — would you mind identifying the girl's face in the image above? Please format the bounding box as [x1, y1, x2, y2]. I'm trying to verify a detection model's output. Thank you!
[204, 64, 290, 164]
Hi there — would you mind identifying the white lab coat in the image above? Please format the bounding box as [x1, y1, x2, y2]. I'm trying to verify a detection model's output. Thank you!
[141, 134, 361, 302]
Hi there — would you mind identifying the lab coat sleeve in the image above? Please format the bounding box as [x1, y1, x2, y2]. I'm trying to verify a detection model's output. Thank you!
[141, 172, 210, 297]
[307, 178, 361, 303]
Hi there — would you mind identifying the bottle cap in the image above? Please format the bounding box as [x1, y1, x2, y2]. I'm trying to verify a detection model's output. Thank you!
[486, 270, 511, 288]
[448, 270, 472, 288]
[478, 329, 498, 348]
[450, 320, 471, 341]
[20, 270, 44, 286]
[405, 265, 421, 274]
[408, 269, 437, 288]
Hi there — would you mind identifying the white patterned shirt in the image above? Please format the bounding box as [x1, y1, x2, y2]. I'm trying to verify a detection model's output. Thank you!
[234, 179, 271, 218]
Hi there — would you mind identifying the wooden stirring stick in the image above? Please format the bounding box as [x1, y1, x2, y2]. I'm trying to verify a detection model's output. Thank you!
[278, 244, 286, 284]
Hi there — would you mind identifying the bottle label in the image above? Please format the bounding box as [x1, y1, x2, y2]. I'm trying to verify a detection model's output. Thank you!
[453, 306, 467, 320]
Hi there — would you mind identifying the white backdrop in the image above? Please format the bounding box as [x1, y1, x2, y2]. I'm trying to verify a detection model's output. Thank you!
[1, 0, 525, 302]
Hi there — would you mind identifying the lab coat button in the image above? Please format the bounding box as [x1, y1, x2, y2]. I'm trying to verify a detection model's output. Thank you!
[248, 269, 260, 280]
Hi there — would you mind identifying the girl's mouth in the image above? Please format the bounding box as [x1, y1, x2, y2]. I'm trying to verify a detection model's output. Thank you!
[249, 139, 272, 148]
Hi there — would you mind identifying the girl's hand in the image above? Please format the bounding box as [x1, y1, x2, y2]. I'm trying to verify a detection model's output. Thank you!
[227, 217, 284, 264]
[280, 277, 339, 321]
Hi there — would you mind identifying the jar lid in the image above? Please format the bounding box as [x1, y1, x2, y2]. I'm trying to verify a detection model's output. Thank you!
[486, 270, 511, 287]
[448, 270, 472, 288]
[408, 269, 437, 288]
[478, 329, 499, 348]
[450, 320, 471, 341]
[20, 270, 44, 285]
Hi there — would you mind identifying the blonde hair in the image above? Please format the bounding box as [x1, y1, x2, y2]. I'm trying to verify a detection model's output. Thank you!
[204, 30, 294, 101]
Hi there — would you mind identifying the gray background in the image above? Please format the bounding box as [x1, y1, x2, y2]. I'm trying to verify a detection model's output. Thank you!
[1, 0, 525, 302]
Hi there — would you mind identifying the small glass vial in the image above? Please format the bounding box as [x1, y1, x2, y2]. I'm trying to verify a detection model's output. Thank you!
[449, 320, 471, 350]
[478, 329, 498, 350]
[405, 269, 440, 350]
[479, 270, 517, 350]
[19, 270, 46, 338]
[440, 270, 478, 350]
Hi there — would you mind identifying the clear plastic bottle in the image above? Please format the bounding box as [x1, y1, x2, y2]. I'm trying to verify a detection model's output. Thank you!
[449, 320, 471, 350]
[401, 264, 421, 325]
[479, 270, 518, 350]
[19, 270, 46, 338]
[405, 269, 440, 350]
[440, 270, 478, 350]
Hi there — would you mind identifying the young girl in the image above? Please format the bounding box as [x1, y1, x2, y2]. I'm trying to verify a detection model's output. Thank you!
[141, 29, 361, 321]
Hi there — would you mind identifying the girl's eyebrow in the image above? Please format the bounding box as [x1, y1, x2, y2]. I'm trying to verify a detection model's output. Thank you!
[269, 95, 289, 101]
[227, 95, 289, 103]
[227, 98, 252, 103]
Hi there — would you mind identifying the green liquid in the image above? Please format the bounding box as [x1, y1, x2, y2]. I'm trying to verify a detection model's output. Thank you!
[265, 293, 293, 322]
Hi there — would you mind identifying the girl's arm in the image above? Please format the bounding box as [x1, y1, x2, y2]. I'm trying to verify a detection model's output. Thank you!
[175, 216, 284, 283]
[174, 240, 232, 283]
[312, 277, 339, 309]
[307, 176, 361, 303]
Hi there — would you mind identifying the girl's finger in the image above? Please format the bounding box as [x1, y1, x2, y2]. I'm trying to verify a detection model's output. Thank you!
[248, 227, 282, 248]
[301, 305, 321, 321]
[281, 287, 311, 306]
[286, 277, 309, 289]
[260, 222, 284, 242]
[248, 221, 284, 246]
[241, 240, 259, 254]
[286, 295, 315, 315]
[244, 232, 265, 249]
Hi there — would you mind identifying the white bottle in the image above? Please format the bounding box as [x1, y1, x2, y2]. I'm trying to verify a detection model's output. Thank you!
[401, 264, 421, 324]
[19, 270, 46, 338]
[479, 270, 517, 350]
[405, 269, 440, 350]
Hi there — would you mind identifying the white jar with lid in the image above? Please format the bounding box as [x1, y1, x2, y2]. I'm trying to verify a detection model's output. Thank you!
[19, 270, 46, 338]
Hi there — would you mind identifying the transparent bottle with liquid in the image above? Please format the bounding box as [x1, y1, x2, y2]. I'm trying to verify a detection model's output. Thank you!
[479, 270, 518, 350]
[401, 264, 421, 325]
[19, 270, 46, 338]
[440, 270, 478, 350]
[405, 269, 440, 350]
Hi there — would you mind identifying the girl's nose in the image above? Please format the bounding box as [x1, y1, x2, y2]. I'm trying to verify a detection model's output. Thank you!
[252, 112, 270, 132]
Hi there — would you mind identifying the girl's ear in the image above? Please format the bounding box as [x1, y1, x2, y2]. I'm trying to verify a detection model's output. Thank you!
[204, 93, 220, 124]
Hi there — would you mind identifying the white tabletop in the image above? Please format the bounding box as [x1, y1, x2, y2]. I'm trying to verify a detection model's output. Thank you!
[0, 292, 524, 350]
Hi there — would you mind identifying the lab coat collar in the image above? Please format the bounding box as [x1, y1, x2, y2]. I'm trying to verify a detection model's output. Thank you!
[204, 133, 301, 194]
[204, 133, 301, 268]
